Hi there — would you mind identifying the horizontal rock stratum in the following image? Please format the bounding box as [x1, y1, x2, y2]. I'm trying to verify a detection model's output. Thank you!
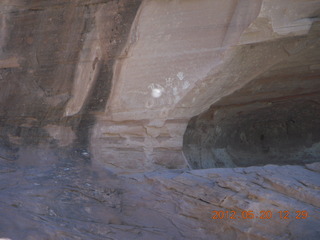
[0, 160, 319, 239]
[0, 0, 319, 239]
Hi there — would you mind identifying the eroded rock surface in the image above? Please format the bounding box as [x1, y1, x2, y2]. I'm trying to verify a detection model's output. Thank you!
[0, 0, 142, 161]
[0, 0, 320, 239]
[91, 0, 320, 170]
[0, 157, 319, 239]
[184, 96, 320, 169]
[0, 0, 319, 171]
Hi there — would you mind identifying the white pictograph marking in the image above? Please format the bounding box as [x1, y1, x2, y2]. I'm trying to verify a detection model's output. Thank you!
[152, 88, 162, 98]
[177, 72, 184, 81]
[165, 77, 174, 87]
[183, 81, 190, 89]
[148, 83, 164, 98]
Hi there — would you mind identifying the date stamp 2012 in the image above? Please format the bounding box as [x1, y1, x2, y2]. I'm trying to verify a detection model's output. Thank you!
[211, 210, 310, 220]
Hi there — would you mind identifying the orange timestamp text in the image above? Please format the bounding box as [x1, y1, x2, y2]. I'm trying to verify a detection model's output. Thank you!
[211, 210, 309, 220]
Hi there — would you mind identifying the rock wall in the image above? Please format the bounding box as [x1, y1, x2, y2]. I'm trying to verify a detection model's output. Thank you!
[91, 0, 320, 171]
[0, 1, 320, 239]
[184, 96, 320, 169]
[0, 0, 142, 161]
[183, 21, 320, 168]
[1, 0, 319, 171]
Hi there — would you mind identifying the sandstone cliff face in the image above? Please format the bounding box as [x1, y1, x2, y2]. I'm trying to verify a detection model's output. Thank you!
[0, 0, 142, 161]
[1, 0, 319, 171]
[0, 0, 320, 239]
[90, 0, 320, 171]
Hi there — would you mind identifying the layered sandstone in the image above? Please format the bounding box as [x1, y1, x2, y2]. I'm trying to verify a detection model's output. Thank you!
[0, 158, 319, 239]
[0, 0, 319, 239]
[91, 0, 320, 171]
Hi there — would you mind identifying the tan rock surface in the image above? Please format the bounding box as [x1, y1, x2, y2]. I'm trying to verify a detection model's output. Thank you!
[0, 0, 319, 239]
[92, 0, 320, 170]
